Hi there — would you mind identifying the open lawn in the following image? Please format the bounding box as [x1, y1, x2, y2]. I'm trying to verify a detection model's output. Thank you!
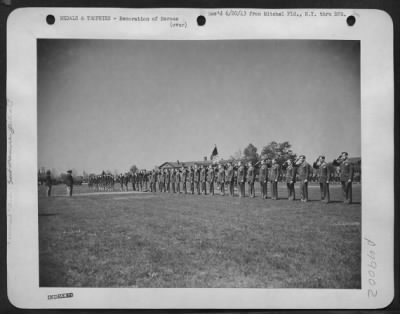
[39, 183, 361, 288]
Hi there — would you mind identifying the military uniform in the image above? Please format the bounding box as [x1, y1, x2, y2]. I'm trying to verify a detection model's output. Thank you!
[189, 168, 195, 194]
[200, 167, 207, 195]
[333, 158, 354, 203]
[45, 172, 52, 197]
[176, 170, 182, 193]
[247, 166, 256, 197]
[226, 165, 234, 196]
[182, 168, 188, 194]
[285, 164, 296, 200]
[217, 167, 225, 195]
[259, 163, 268, 199]
[297, 161, 310, 201]
[65, 172, 73, 196]
[208, 167, 215, 195]
[160, 171, 166, 192]
[195, 167, 201, 194]
[237, 165, 246, 197]
[170, 170, 176, 193]
[313, 161, 331, 202]
[166, 170, 171, 192]
[270, 163, 280, 200]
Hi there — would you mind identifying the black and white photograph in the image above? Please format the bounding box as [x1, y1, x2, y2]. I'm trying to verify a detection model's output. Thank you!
[6, 7, 394, 309]
[37, 38, 361, 288]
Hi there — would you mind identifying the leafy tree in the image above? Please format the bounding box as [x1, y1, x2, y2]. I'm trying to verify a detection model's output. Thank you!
[260, 141, 297, 165]
[243, 143, 259, 164]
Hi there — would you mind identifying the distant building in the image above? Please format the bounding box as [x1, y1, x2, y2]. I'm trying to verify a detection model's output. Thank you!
[159, 160, 213, 170]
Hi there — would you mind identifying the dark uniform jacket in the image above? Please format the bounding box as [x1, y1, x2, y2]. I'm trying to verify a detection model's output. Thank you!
[226, 167, 234, 182]
[166, 171, 171, 183]
[286, 166, 296, 183]
[217, 169, 225, 183]
[65, 174, 73, 187]
[297, 162, 310, 181]
[207, 169, 215, 182]
[171, 171, 176, 183]
[189, 170, 195, 183]
[237, 166, 245, 183]
[194, 169, 200, 182]
[247, 166, 255, 183]
[182, 170, 188, 182]
[339, 160, 354, 181]
[259, 165, 268, 182]
[313, 162, 331, 183]
[270, 164, 280, 181]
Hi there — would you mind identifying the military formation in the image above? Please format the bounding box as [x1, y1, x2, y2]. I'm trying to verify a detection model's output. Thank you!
[79, 151, 356, 204]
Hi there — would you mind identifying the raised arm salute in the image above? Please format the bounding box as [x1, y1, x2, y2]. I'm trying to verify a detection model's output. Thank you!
[313, 155, 331, 203]
[333, 152, 354, 204]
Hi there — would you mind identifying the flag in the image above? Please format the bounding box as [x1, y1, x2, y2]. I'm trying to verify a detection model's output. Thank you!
[210, 145, 219, 163]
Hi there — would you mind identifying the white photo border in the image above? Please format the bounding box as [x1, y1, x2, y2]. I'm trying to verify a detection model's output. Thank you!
[7, 7, 394, 309]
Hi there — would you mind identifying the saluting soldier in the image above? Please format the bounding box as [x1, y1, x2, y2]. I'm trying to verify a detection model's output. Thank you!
[217, 164, 225, 196]
[247, 162, 256, 198]
[237, 161, 246, 197]
[270, 159, 280, 200]
[296, 155, 310, 202]
[259, 159, 268, 199]
[200, 165, 207, 195]
[285, 159, 296, 200]
[333, 152, 354, 204]
[226, 162, 235, 196]
[313, 155, 331, 202]
[208, 165, 215, 195]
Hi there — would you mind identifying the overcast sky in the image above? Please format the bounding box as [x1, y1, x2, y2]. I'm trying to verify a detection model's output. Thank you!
[38, 39, 360, 174]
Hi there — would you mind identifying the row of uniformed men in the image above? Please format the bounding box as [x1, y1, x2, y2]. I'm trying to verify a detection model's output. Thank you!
[144, 152, 354, 204]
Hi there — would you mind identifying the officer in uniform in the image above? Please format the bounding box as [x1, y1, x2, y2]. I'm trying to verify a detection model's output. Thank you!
[181, 166, 187, 194]
[217, 164, 225, 196]
[200, 165, 207, 195]
[237, 161, 246, 197]
[285, 159, 296, 200]
[226, 162, 234, 196]
[247, 161, 256, 198]
[270, 159, 280, 200]
[189, 166, 195, 194]
[208, 165, 215, 195]
[165, 169, 170, 193]
[194, 165, 201, 195]
[66, 170, 74, 196]
[176, 168, 181, 193]
[258, 159, 268, 199]
[45, 170, 52, 197]
[313, 155, 331, 202]
[296, 155, 310, 202]
[333, 152, 354, 204]
[160, 169, 166, 192]
[171, 169, 177, 193]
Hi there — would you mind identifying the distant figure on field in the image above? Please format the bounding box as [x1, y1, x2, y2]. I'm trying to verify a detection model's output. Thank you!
[65, 170, 74, 197]
[45, 170, 52, 197]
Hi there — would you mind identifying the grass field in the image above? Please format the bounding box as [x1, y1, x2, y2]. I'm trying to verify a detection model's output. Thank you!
[39, 183, 361, 288]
